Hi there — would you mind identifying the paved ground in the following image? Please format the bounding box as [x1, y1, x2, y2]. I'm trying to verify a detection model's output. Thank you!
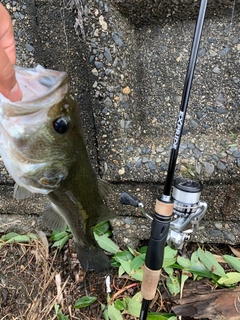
[0, 0, 239, 248]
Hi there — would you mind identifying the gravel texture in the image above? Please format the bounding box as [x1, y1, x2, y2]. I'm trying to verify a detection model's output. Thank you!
[80, 0, 240, 183]
[0, 0, 239, 248]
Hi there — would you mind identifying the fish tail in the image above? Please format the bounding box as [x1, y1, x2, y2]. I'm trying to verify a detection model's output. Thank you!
[75, 242, 110, 272]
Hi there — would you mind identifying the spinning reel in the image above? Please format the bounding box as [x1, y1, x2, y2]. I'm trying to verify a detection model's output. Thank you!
[120, 177, 207, 250]
[168, 177, 207, 249]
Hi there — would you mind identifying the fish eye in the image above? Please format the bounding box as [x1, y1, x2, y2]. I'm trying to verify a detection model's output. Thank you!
[53, 117, 70, 134]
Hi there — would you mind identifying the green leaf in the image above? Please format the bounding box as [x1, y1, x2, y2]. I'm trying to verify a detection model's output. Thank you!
[177, 256, 191, 269]
[181, 271, 189, 292]
[108, 304, 123, 320]
[128, 247, 144, 258]
[130, 268, 143, 281]
[217, 272, 240, 286]
[1, 232, 20, 241]
[104, 230, 112, 237]
[101, 304, 109, 320]
[115, 299, 126, 311]
[118, 265, 125, 277]
[223, 255, 240, 272]
[162, 246, 177, 268]
[74, 296, 97, 308]
[110, 259, 120, 268]
[130, 255, 145, 271]
[94, 234, 119, 254]
[52, 235, 69, 250]
[6, 235, 30, 243]
[117, 258, 132, 275]
[128, 247, 136, 256]
[54, 304, 69, 320]
[94, 221, 111, 236]
[51, 231, 69, 241]
[197, 248, 226, 277]
[166, 275, 180, 296]
[124, 297, 141, 317]
[56, 312, 69, 320]
[114, 250, 134, 262]
[147, 313, 172, 319]
[190, 250, 204, 279]
[164, 267, 174, 276]
[191, 251, 200, 265]
[187, 265, 217, 280]
[132, 291, 142, 302]
[26, 233, 39, 240]
[139, 246, 148, 254]
[54, 303, 60, 313]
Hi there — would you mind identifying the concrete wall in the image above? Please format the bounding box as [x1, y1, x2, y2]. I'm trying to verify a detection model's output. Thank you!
[0, 0, 239, 247]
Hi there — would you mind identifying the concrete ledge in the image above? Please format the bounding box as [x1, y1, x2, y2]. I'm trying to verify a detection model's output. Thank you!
[0, 180, 240, 248]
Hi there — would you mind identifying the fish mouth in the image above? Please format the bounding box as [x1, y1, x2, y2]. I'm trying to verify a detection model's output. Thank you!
[0, 65, 68, 116]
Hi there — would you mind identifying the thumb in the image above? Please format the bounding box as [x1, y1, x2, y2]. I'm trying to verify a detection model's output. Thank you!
[0, 45, 22, 102]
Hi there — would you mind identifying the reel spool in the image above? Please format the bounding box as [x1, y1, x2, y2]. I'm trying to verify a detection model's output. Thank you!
[168, 177, 207, 249]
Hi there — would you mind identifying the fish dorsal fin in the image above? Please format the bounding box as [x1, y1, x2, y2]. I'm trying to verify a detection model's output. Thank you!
[14, 183, 32, 200]
[97, 178, 111, 199]
[42, 203, 67, 231]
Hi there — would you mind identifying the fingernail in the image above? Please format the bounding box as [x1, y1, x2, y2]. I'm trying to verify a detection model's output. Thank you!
[9, 82, 23, 102]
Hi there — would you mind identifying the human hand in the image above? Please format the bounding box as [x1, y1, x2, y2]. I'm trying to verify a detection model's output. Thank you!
[0, 3, 22, 101]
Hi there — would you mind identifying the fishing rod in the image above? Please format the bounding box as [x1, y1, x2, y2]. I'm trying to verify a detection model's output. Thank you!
[139, 1, 208, 318]
[120, 0, 208, 318]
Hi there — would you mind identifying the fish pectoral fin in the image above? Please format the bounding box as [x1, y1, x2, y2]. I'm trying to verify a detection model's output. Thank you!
[14, 183, 32, 200]
[42, 203, 67, 231]
[97, 205, 116, 224]
[97, 178, 112, 199]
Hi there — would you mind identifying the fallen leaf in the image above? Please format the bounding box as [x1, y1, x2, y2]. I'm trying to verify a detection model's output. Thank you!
[213, 254, 226, 263]
[36, 230, 49, 259]
[55, 273, 63, 305]
[229, 246, 240, 258]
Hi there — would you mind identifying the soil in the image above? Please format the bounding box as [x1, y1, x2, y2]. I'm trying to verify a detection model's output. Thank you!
[0, 234, 192, 320]
[0, 236, 117, 320]
[0, 234, 234, 320]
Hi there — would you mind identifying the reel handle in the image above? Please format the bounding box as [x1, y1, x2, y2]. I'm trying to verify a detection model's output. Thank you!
[120, 192, 142, 207]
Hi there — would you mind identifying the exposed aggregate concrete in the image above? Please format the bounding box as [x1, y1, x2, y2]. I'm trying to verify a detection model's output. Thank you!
[0, 0, 239, 248]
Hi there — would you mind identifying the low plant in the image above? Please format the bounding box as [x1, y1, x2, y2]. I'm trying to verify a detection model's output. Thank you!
[3, 221, 240, 320]
[0, 231, 38, 246]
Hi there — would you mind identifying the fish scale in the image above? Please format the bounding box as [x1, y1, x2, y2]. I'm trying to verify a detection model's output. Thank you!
[0, 65, 115, 272]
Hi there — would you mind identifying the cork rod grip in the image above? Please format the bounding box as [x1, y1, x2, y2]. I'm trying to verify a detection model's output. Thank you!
[155, 199, 174, 216]
[141, 200, 174, 300]
[141, 265, 161, 300]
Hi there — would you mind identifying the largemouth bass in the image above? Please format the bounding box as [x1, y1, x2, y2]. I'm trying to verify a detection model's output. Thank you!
[0, 65, 114, 272]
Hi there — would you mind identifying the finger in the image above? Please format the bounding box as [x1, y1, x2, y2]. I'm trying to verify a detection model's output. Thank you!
[0, 3, 16, 64]
[0, 4, 22, 101]
[0, 45, 22, 102]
